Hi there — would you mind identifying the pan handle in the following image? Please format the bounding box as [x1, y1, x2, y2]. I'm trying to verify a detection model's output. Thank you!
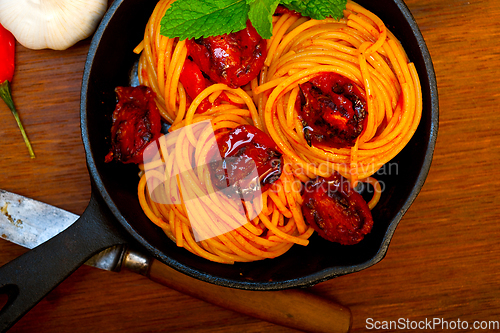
[0, 191, 128, 332]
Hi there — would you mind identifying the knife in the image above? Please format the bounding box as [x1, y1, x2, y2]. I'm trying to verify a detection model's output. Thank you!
[0, 189, 352, 333]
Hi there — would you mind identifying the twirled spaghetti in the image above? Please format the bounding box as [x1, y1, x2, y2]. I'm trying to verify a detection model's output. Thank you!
[255, 1, 422, 186]
[137, 118, 314, 264]
[124, 0, 421, 263]
[134, 0, 262, 127]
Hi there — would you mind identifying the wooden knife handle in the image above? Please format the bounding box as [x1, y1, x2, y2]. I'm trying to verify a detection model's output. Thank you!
[145, 258, 352, 333]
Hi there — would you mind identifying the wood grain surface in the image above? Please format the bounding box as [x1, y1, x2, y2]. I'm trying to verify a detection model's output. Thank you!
[1, 0, 499, 332]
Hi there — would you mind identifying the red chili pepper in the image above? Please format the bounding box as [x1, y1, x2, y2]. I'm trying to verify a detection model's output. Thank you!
[0, 23, 35, 158]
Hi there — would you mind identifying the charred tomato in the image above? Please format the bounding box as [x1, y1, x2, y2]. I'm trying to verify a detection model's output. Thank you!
[105, 85, 161, 164]
[297, 73, 367, 148]
[208, 125, 282, 195]
[179, 58, 213, 113]
[301, 174, 373, 245]
[186, 21, 267, 89]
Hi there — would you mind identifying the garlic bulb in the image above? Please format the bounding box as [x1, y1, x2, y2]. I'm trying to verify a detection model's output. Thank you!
[0, 0, 107, 50]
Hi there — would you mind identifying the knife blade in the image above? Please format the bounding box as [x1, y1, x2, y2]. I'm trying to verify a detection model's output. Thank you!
[0, 189, 352, 333]
[0, 189, 123, 271]
[0, 189, 76, 250]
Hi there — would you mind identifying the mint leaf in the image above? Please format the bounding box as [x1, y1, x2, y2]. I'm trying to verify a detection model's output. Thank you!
[159, 0, 348, 40]
[160, 0, 249, 40]
[247, 0, 281, 39]
[284, 0, 347, 20]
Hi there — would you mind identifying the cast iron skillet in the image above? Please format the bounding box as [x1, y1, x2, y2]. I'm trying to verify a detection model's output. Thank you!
[0, 0, 438, 330]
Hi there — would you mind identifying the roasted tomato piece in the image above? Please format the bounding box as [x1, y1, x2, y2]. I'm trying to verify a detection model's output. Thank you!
[179, 58, 238, 113]
[297, 73, 367, 148]
[186, 21, 267, 88]
[301, 174, 373, 245]
[208, 125, 282, 194]
[179, 57, 213, 113]
[105, 86, 161, 164]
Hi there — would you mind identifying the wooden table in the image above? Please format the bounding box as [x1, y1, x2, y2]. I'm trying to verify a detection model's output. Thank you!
[1, 0, 499, 331]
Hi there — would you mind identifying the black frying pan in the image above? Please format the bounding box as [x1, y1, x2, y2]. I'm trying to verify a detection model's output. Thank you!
[0, 0, 438, 330]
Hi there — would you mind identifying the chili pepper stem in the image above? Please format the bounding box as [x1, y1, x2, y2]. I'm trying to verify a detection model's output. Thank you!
[0, 80, 35, 158]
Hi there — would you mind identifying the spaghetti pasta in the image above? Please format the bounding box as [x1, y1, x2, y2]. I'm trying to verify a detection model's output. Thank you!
[255, 1, 422, 187]
[137, 119, 313, 264]
[126, 0, 421, 263]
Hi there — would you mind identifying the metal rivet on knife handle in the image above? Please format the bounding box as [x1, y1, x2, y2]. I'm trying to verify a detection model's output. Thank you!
[121, 248, 152, 276]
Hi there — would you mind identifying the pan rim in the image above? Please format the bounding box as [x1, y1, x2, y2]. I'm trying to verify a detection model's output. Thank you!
[80, 0, 439, 290]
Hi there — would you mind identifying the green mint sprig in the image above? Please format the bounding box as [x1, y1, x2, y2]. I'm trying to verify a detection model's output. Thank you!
[281, 0, 346, 21]
[160, 0, 347, 40]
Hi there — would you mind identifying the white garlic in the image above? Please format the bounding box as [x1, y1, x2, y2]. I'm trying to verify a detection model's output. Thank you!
[0, 0, 108, 50]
